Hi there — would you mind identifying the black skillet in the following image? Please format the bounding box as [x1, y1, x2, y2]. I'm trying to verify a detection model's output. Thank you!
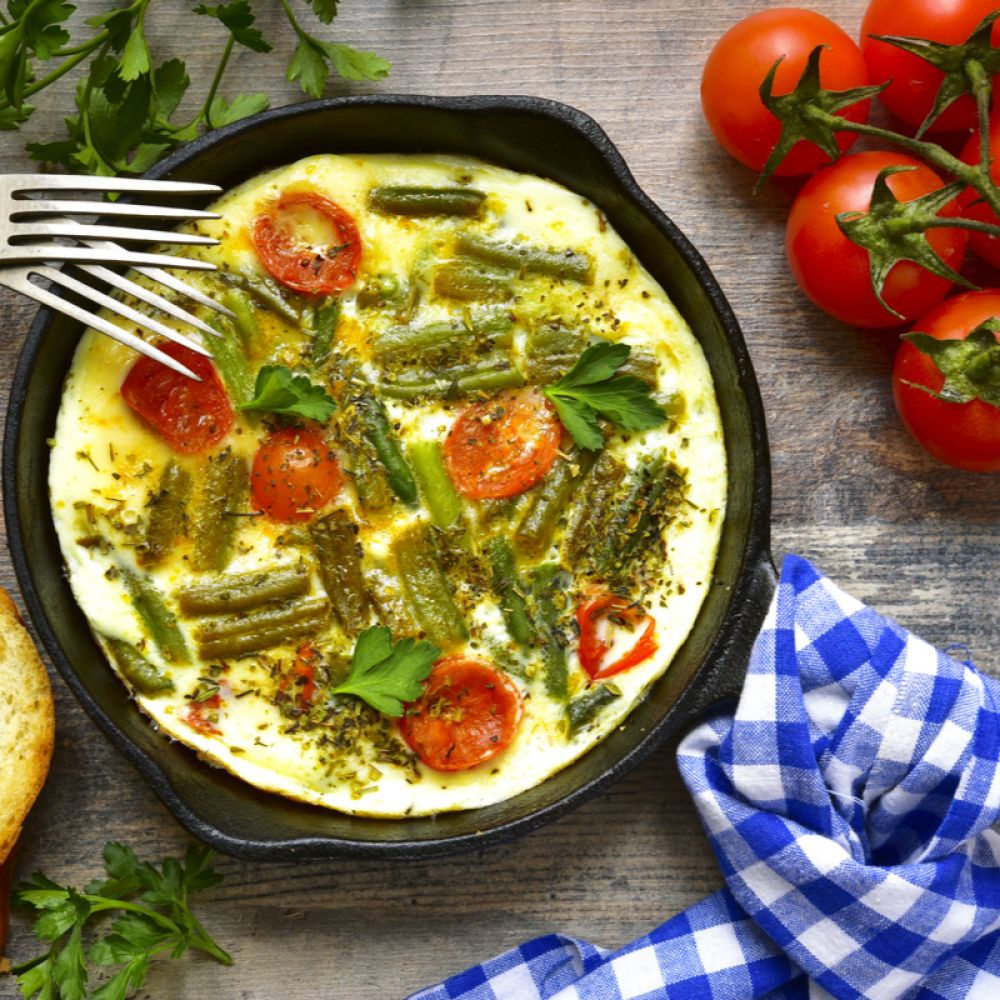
[3, 96, 775, 860]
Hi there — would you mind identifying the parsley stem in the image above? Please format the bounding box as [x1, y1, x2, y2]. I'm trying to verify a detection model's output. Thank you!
[279, 0, 308, 41]
[202, 34, 235, 131]
[0, 39, 104, 111]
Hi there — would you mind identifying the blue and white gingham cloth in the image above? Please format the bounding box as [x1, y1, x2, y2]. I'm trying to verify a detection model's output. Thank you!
[409, 555, 1000, 1000]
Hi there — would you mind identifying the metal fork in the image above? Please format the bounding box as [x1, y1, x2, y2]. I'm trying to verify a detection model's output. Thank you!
[0, 174, 233, 378]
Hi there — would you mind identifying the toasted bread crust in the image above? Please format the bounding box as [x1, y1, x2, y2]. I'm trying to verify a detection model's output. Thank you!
[0, 589, 54, 865]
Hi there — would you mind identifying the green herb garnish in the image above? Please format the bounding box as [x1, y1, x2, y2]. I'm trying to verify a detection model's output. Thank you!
[332, 626, 439, 716]
[542, 341, 667, 450]
[11, 842, 230, 1000]
[236, 365, 336, 422]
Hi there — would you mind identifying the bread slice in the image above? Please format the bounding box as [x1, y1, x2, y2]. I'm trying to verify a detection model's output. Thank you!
[0, 589, 54, 865]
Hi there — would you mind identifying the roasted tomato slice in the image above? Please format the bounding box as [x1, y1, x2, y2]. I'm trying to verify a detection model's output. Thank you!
[120, 342, 233, 454]
[576, 593, 658, 680]
[399, 657, 524, 771]
[293, 643, 319, 707]
[251, 191, 361, 296]
[185, 692, 222, 736]
[251, 427, 342, 523]
[443, 388, 562, 500]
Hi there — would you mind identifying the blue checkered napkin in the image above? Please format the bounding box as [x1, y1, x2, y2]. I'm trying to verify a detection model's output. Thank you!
[408, 555, 1000, 1000]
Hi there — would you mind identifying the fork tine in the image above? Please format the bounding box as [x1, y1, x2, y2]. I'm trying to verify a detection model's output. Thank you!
[10, 199, 220, 222]
[10, 245, 216, 269]
[10, 176, 221, 196]
[12, 221, 216, 245]
[127, 264, 236, 318]
[2, 267, 201, 379]
[43, 267, 212, 356]
[77, 263, 222, 338]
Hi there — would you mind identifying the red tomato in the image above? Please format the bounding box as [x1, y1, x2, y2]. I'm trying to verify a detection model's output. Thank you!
[251, 427, 342, 523]
[959, 122, 1000, 268]
[251, 191, 361, 296]
[399, 657, 523, 772]
[293, 644, 318, 707]
[893, 291, 1000, 472]
[576, 593, 658, 681]
[443, 388, 562, 500]
[701, 8, 869, 176]
[185, 693, 222, 736]
[861, 0, 1000, 133]
[786, 152, 968, 328]
[120, 342, 233, 453]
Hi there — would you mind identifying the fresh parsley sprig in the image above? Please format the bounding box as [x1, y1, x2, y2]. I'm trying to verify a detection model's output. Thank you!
[332, 625, 439, 716]
[10, 842, 230, 1000]
[236, 364, 336, 422]
[542, 341, 668, 450]
[1, 1, 390, 175]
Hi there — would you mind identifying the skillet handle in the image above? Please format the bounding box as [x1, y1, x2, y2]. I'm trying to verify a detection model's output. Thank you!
[686, 553, 778, 717]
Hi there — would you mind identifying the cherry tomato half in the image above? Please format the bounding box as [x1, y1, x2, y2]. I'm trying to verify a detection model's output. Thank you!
[576, 593, 658, 681]
[443, 388, 562, 500]
[120, 341, 233, 454]
[861, 0, 1000, 134]
[251, 427, 342, 523]
[959, 121, 1000, 269]
[893, 291, 1000, 472]
[786, 152, 968, 328]
[251, 191, 361, 296]
[399, 657, 524, 772]
[701, 8, 869, 176]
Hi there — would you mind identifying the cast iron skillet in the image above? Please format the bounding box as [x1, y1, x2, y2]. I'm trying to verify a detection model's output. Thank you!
[4, 95, 775, 860]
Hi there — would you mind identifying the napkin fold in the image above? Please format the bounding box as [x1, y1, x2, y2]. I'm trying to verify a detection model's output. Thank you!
[408, 556, 1000, 1000]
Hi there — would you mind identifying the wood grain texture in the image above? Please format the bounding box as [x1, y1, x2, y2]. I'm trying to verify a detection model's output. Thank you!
[2, 1, 998, 997]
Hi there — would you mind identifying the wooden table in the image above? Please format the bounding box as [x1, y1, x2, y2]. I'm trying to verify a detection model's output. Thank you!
[3, 2, 997, 997]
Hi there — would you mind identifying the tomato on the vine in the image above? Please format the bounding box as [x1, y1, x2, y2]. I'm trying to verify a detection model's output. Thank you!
[252, 191, 361, 296]
[701, 8, 869, 176]
[959, 121, 1000, 268]
[250, 426, 342, 522]
[786, 152, 968, 328]
[893, 291, 1000, 472]
[860, 0, 1000, 134]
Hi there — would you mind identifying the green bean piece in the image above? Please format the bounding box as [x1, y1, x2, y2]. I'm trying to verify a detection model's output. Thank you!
[565, 453, 627, 565]
[514, 450, 597, 559]
[456, 232, 593, 284]
[409, 440, 464, 530]
[208, 316, 254, 407]
[221, 287, 264, 357]
[433, 262, 512, 302]
[619, 351, 659, 386]
[357, 393, 418, 505]
[105, 637, 173, 695]
[176, 565, 310, 617]
[357, 273, 407, 310]
[616, 460, 686, 566]
[121, 568, 189, 664]
[369, 186, 486, 217]
[310, 510, 370, 633]
[364, 563, 419, 634]
[192, 450, 249, 573]
[487, 536, 535, 647]
[140, 461, 192, 567]
[309, 296, 341, 370]
[221, 269, 300, 323]
[195, 597, 330, 660]
[532, 563, 569, 701]
[567, 684, 621, 735]
[379, 355, 524, 401]
[395, 522, 469, 646]
[349, 448, 393, 512]
[374, 310, 514, 362]
[522, 323, 585, 383]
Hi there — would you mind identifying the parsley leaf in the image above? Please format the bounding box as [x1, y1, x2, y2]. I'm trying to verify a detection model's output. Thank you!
[542, 341, 668, 450]
[309, 0, 340, 24]
[11, 843, 230, 1000]
[236, 365, 337, 422]
[194, 2, 272, 55]
[333, 626, 440, 716]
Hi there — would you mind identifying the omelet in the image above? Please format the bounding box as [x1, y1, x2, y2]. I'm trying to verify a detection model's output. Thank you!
[48, 154, 726, 817]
